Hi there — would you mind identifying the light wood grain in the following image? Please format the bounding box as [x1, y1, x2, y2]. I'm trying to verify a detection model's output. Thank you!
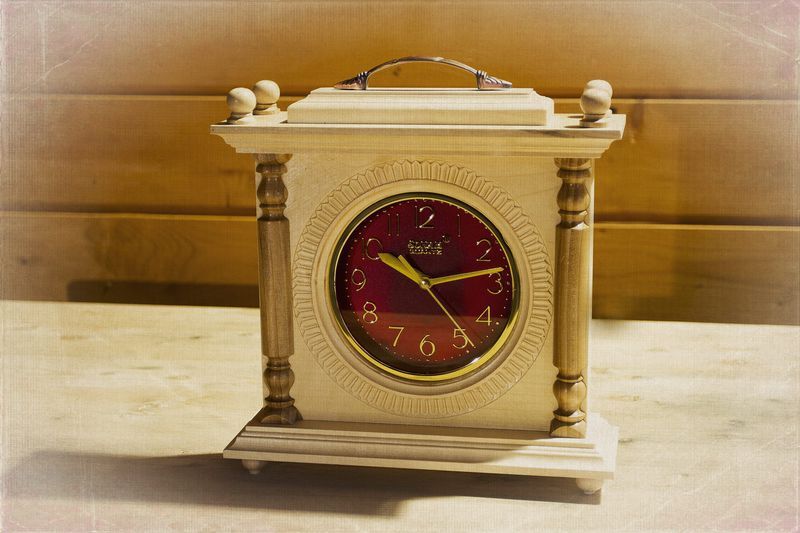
[598, 100, 800, 225]
[285, 87, 553, 125]
[2, 300, 798, 529]
[284, 158, 557, 427]
[3, 96, 796, 224]
[210, 112, 624, 158]
[0, 95, 267, 216]
[0, 212, 258, 302]
[253, 153, 301, 425]
[594, 223, 800, 325]
[224, 416, 617, 486]
[2, 1, 796, 332]
[3, 213, 797, 325]
[551, 158, 592, 437]
[3, 1, 796, 98]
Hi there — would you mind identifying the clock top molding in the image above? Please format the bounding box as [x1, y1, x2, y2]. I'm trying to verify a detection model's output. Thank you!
[211, 78, 625, 158]
[211, 112, 625, 158]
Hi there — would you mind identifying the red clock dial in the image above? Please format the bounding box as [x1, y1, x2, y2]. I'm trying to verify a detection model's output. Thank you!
[331, 193, 518, 381]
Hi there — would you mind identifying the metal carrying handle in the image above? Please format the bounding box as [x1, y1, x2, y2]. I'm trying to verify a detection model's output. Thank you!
[334, 56, 512, 90]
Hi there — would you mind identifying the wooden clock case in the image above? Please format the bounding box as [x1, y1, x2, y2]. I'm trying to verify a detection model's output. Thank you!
[211, 71, 625, 494]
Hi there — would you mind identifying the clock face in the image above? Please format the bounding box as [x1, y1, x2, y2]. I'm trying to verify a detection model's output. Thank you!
[330, 193, 519, 382]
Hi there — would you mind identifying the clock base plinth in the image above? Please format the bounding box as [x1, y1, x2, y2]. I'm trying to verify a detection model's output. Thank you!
[223, 414, 617, 488]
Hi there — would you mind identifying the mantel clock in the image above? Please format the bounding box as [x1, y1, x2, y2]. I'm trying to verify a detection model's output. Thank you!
[211, 57, 625, 494]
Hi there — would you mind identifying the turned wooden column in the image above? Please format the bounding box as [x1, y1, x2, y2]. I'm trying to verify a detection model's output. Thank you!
[550, 157, 592, 438]
[254, 153, 302, 425]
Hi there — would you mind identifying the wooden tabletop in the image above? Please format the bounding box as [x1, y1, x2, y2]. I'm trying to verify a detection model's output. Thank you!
[1, 301, 797, 532]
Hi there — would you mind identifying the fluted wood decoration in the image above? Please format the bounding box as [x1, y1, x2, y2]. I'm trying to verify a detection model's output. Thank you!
[550, 157, 592, 438]
[254, 152, 301, 425]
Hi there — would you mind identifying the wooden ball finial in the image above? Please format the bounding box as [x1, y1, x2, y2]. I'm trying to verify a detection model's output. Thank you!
[584, 79, 613, 98]
[253, 80, 281, 115]
[580, 88, 611, 115]
[579, 80, 612, 128]
[226, 87, 256, 123]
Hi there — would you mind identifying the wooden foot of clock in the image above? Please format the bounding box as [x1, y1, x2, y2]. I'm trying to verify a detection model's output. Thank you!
[212, 62, 624, 494]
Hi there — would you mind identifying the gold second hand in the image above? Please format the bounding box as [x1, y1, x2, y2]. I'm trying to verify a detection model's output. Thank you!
[424, 287, 476, 347]
[423, 286, 460, 330]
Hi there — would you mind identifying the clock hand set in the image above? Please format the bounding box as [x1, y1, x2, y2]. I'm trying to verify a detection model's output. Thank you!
[377, 253, 503, 288]
[378, 252, 478, 347]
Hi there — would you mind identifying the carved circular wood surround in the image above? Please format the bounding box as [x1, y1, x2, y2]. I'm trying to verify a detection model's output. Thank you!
[293, 160, 553, 418]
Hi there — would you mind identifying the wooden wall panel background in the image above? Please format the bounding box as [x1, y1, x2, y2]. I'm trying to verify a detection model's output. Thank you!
[3, 1, 796, 98]
[4, 213, 797, 325]
[1, 1, 798, 324]
[2, 97, 797, 224]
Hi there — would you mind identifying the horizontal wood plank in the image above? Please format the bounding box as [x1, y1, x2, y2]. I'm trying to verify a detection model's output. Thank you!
[2, 213, 797, 324]
[597, 100, 800, 225]
[2, 96, 798, 225]
[0, 212, 258, 306]
[0, 95, 263, 216]
[593, 223, 800, 325]
[3, 1, 796, 99]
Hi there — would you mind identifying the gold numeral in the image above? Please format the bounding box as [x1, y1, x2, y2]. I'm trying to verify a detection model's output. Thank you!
[476, 306, 491, 325]
[487, 272, 503, 295]
[362, 301, 378, 324]
[456, 213, 461, 238]
[476, 238, 492, 262]
[387, 213, 400, 236]
[351, 268, 367, 291]
[415, 205, 435, 229]
[388, 326, 405, 347]
[419, 334, 436, 357]
[362, 237, 383, 261]
[452, 328, 474, 349]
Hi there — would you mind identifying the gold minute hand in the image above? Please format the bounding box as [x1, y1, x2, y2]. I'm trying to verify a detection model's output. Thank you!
[428, 267, 504, 287]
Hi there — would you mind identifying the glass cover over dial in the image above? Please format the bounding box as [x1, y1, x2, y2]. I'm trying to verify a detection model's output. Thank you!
[331, 193, 519, 382]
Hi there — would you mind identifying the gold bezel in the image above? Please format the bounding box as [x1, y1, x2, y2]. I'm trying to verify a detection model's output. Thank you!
[327, 192, 521, 383]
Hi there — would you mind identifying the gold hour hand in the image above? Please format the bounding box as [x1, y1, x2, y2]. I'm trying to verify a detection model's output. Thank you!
[396, 254, 424, 284]
[428, 267, 504, 287]
[378, 252, 422, 284]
